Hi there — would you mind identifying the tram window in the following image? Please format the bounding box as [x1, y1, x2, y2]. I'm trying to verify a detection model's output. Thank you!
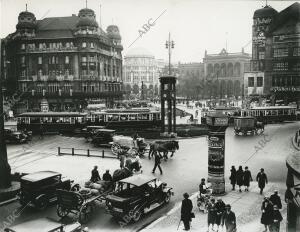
[98, 115, 104, 122]
[120, 115, 128, 121]
[31, 117, 40, 123]
[157, 113, 161, 120]
[278, 110, 283, 115]
[71, 117, 75, 124]
[266, 111, 270, 116]
[283, 109, 288, 115]
[271, 110, 277, 116]
[138, 114, 149, 120]
[129, 115, 137, 121]
[107, 115, 113, 121]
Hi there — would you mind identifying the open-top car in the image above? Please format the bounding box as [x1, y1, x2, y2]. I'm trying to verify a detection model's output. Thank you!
[105, 174, 173, 222]
[4, 128, 29, 144]
[81, 126, 106, 142]
[19, 171, 76, 210]
[91, 129, 116, 147]
[4, 217, 84, 232]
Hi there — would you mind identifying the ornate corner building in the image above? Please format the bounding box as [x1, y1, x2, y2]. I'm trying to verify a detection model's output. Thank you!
[244, 2, 300, 105]
[1, 7, 123, 113]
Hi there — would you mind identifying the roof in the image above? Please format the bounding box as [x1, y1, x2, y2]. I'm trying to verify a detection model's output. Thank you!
[18, 112, 87, 117]
[125, 47, 154, 58]
[253, 5, 278, 19]
[119, 174, 156, 186]
[21, 171, 60, 182]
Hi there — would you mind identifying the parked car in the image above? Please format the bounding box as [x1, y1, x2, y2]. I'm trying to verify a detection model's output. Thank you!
[19, 171, 76, 210]
[91, 129, 116, 147]
[105, 174, 173, 222]
[4, 128, 28, 144]
[81, 126, 106, 142]
[4, 217, 85, 232]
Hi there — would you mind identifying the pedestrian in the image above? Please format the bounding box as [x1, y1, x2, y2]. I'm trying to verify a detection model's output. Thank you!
[39, 123, 44, 139]
[261, 197, 274, 232]
[181, 193, 193, 231]
[90, 166, 101, 183]
[152, 151, 163, 175]
[119, 151, 126, 169]
[236, 166, 244, 192]
[215, 198, 226, 231]
[269, 205, 283, 232]
[102, 170, 112, 182]
[221, 204, 236, 232]
[269, 190, 282, 210]
[243, 166, 253, 192]
[256, 168, 268, 194]
[199, 178, 208, 195]
[207, 198, 217, 231]
[229, 166, 237, 190]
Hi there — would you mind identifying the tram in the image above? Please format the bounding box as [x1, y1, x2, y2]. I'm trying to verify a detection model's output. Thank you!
[240, 106, 297, 123]
[87, 108, 161, 129]
[17, 112, 87, 133]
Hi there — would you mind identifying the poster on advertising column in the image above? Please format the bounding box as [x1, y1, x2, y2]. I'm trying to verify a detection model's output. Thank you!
[208, 132, 225, 176]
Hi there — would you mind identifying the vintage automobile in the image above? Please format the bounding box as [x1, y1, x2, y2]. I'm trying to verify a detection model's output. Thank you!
[91, 129, 116, 146]
[81, 126, 106, 142]
[19, 171, 76, 210]
[4, 217, 85, 232]
[110, 135, 148, 156]
[4, 128, 28, 144]
[234, 116, 264, 135]
[105, 174, 173, 222]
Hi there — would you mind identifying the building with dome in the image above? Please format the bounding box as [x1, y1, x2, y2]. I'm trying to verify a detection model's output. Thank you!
[123, 47, 163, 99]
[1, 6, 123, 113]
[244, 2, 300, 106]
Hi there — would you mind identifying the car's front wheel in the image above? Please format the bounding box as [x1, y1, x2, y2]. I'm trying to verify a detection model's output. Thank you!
[129, 209, 142, 222]
[35, 195, 48, 210]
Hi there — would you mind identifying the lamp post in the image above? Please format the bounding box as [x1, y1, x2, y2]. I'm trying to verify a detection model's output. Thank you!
[0, 39, 11, 188]
[165, 33, 174, 75]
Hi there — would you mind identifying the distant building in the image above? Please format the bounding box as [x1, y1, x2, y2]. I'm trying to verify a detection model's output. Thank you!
[245, 2, 300, 106]
[123, 47, 162, 99]
[1, 7, 123, 113]
[204, 49, 251, 99]
[178, 62, 204, 79]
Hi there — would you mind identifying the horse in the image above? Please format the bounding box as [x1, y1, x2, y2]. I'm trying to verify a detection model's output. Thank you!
[148, 140, 179, 160]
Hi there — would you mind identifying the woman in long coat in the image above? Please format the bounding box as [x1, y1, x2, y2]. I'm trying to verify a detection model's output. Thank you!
[261, 197, 274, 232]
[236, 166, 244, 192]
[207, 198, 217, 231]
[243, 166, 253, 191]
[229, 166, 237, 190]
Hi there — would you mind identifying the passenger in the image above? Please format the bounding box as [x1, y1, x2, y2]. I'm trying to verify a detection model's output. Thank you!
[102, 170, 113, 182]
[90, 166, 101, 183]
[199, 178, 208, 195]
[236, 166, 244, 192]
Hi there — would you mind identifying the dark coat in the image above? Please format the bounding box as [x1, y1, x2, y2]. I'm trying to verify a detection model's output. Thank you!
[243, 170, 253, 186]
[199, 183, 207, 195]
[181, 198, 193, 221]
[236, 169, 244, 186]
[222, 211, 236, 231]
[261, 200, 273, 225]
[215, 201, 226, 225]
[256, 172, 268, 189]
[91, 169, 101, 182]
[102, 173, 113, 182]
[229, 168, 236, 185]
[154, 153, 162, 164]
[269, 193, 282, 209]
[207, 202, 217, 224]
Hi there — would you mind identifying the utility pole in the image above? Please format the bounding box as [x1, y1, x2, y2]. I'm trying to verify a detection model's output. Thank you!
[165, 32, 174, 75]
[0, 39, 11, 188]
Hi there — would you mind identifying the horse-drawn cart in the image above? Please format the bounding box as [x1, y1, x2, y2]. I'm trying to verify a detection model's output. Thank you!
[234, 116, 264, 136]
[56, 181, 114, 223]
[110, 135, 148, 156]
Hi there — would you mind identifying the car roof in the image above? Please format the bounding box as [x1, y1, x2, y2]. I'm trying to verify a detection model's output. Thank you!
[119, 174, 157, 187]
[6, 217, 64, 232]
[95, 129, 116, 133]
[21, 171, 61, 182]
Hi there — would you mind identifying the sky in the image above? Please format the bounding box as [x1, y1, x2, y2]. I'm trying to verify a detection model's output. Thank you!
[0, 0, 297, 63]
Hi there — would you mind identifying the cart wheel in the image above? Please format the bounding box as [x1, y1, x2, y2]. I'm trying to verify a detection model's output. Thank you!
[111, 143, 121, 155]
[57, 205, 69, 217]
[164, 192, 171, 204]
[79, 203, 94, 224]
[35, 195, 48, 210]
[130, 209, 142, 222]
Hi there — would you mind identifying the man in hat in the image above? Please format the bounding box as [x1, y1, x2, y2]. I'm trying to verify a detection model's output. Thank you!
[102, 170, 113, 182]
[181, 193, 193, 231]
[221, 204, 236, 232]
[90, 165, 101, 183]
[152, 151, 163, 175]
[199, 178, 208, 195]
[215, 198, 226, 231]
[256, 168, 268, 194]
[269, 190, 282, 210]
[269, 205, 283, 232]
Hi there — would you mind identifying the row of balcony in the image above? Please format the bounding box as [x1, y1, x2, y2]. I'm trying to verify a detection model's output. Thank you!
[18, 75, 122, 82]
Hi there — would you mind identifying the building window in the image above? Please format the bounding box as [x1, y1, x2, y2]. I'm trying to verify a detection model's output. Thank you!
[82, 56, 87, 62]
[273, 48, 288, 57]
[65, 56, 69, 64]
[38, 57, 42, 65]
[38, 69, 43, 77]
[292, 63, 300, 72]
[82, 42, 87, 48]
[248, 77, 254, 87]
[21, 56, 25, 64]
[273, 62, 288, 71]
[257, 76, 263, 87]
[65, 69, 69, 76]
[293, 47, 300, 57]
[52, 56, 55, 64]
[258, 52, 265, 60]
[21, 70, 26, 77]
[90, 42, 94, 48]
[21, 44, 25, 50]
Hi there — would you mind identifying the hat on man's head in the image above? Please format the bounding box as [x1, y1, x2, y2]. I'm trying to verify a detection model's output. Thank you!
[261, 168, 264, 171]
[225, 204, 231, 209]
[183, 193, 189, 198]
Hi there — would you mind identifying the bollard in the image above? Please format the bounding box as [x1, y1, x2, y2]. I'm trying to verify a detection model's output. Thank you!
[58, 147, 60, 155]
[102, 150, 104, 158]
[72, 148, 74, 156]
[87, 149, 90, 157]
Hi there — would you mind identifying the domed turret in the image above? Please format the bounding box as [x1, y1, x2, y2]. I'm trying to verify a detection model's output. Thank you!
[16, 10, 37, 30]
[253, 5, 278, 19]
[76, 8, 98, 28]
[106, 25, 121, 40]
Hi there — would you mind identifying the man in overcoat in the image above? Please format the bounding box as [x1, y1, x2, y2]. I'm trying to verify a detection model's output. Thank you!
[269, 190, 282, 209]
[221, 204, 236, 232]
[181, 193, 193, 231]
[152, 151, 163, 174]
[256, 168, 268, 194]
[243, 166, 253, 192]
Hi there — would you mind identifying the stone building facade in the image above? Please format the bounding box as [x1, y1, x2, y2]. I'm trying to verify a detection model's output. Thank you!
[1, 7, 123, 113]
[203, 49, 251, 99]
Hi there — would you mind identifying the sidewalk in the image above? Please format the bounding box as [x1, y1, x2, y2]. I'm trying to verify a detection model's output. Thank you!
[142, 182, 287, 232]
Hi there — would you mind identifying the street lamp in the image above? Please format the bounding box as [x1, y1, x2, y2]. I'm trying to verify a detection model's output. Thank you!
[165, 33, 175, 75]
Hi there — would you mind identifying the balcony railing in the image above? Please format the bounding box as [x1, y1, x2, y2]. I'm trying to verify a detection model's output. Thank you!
[24, 46, 78, 53]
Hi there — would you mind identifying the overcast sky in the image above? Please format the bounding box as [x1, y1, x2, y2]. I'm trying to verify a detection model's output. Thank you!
[0, 0, 296, 63]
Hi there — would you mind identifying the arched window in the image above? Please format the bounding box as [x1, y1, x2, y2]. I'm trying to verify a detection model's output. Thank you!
[227, 63, 233, 76]
[234, 63, 241, 77]
[220, 63, 226, 77]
